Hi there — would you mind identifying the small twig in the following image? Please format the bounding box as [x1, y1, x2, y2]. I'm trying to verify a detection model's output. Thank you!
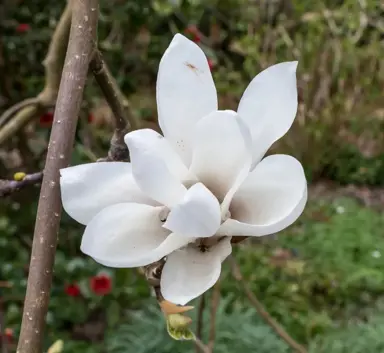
[0, 172, 43, 198]
[194, 337, 210, 353]
[0, 0, 72, 145]
[195, 294, 206, 353]
[16, 2, 98, 353]
[229, 256, 308, 353]
[208, 282, 220, 352]
[90, 50, 137, 162]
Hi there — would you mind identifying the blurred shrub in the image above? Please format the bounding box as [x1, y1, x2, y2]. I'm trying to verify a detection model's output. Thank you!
[2, 0, 384, 183]
[309, 313, 384, 353]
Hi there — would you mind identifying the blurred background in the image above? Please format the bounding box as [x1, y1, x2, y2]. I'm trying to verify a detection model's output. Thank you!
[1, 0, 384, 352]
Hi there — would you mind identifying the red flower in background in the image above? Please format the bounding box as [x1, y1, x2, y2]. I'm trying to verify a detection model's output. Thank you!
[39, 112, 54, 127]
[65, 283, 81, 297]
[207, 58, 215, 71]
[185, 25, 202, 43]
[90, 274, 112, 295]
[16, 24, 31, 33]
[88, 113, 94, 123]
[0, 328, 14, 343]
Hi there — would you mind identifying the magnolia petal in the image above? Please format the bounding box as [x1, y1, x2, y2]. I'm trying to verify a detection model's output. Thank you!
[163, 183, 221, 238]
[218, 154, 307, 237]
[60, 162, 154, 225]
[237, 62, 298, 166]
[161, 238, 232, 305]
[157, 34, 218, 165]
[125, 131, 187, 207]
[124, 129, 190, 180]
[189, 110, 252, 203]
[81, 203, 192, 268]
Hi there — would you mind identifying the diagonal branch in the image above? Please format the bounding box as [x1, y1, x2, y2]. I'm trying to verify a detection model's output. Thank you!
[16, 2, 99, 353]
[229, 256, 308, 353]
[90, 50, 138, 161]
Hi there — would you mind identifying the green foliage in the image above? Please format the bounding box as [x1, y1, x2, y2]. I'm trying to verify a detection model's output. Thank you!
[107, 298, 290, 353]
[222, 197, 384, 342]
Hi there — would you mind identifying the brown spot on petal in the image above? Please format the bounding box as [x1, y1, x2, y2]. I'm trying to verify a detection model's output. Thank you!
[184, 61, 202, 75]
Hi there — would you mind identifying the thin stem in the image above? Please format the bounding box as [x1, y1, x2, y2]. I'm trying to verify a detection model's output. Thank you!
[90, 50, 138, 161]
[208, 281, 220, 352]
[15, 2, 98, 353]
[229, 256, 308, 353]
[195, 294, 206, 353]
[194, 337, 210, 353]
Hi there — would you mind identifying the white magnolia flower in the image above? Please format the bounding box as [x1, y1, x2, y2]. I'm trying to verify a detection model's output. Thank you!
[60, 34, 307, 306]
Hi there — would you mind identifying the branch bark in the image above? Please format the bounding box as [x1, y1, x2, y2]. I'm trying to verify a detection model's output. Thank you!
[229, 256, 308, 353]
[16, 2, 98, 353]
[0, 0, 72, 145]
[90, 50, 138, 161]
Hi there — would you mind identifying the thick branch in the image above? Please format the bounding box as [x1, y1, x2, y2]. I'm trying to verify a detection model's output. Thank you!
[0, 1, 72, 145]
[229, 257, 308, 353]
[16, 2, 98, 353]
[0, 172, 43, 197]
[90, 50, 138, 161]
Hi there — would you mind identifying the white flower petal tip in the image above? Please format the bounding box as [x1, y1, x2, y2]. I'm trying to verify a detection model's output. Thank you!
[163, 183, 221, 238]
[59, 162, 154, 225]
[217, 154, 307, 237]
[160, 238, 232, 305]
[80, 203, 191, 268]
[237, 61, 299, 165]
[156, 33, 217, 165]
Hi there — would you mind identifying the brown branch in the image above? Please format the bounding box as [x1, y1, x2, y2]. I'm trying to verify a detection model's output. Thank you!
[195, 294, 206, 353]
[16, 2, 98, 353]
[0, 1, 72, 145]
[229, 256, 308, 353]
[0, 172, 43, 197]
[90, 50, 138, 161]
[207, 282, 220, 352]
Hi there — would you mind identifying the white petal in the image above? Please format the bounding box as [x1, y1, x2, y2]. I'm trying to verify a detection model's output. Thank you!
[125, 130, 187, 207]
[189, 110, 252, 204]
[124, 129, 190, 180]
[81, 203, 192, 268]
[217, 154, 307, 237]
[157, 34, 218, 165]
[60, 162, 155, 225]
[163, 183, 221, 238]
[160, 238, 232, 305]
[237, 62, 298, 166]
